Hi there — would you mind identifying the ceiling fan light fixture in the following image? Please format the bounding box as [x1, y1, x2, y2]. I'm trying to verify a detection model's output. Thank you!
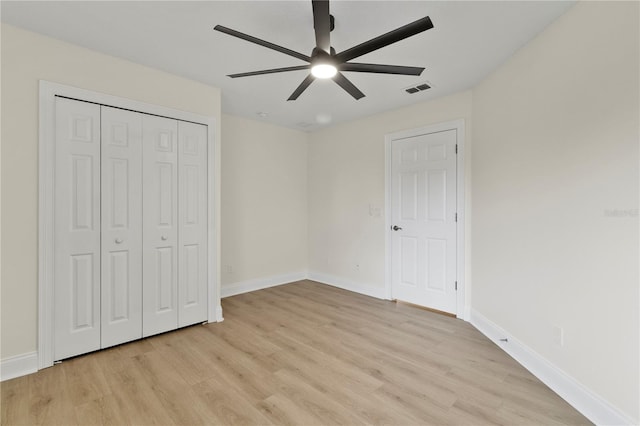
[311, 63, 337, 79]
[214, 1, 434, 100]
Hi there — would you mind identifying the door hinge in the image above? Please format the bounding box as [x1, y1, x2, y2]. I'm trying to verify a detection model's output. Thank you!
[455, 281, 458, 291]
[455, 212, 458, 222]
[455, 144, 458, 154]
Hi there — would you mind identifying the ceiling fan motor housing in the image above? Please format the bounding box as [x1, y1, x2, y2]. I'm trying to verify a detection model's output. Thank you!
[311, 47, 336, 62]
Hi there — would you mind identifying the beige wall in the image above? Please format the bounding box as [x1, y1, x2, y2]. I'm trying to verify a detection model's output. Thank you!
[0, 24, 221, 359]
[471, 1, 639, 421]
[221, 114, 308, 286]
[308, 91, 472, 296]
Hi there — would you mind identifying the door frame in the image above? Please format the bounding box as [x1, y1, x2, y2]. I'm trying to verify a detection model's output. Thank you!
[384, 119, 467, 319]
[38, 80, 222, 369]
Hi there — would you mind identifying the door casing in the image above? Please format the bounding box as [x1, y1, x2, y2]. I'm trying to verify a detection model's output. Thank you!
[384, 119, 467, 319]
[38, 80, 222, 369]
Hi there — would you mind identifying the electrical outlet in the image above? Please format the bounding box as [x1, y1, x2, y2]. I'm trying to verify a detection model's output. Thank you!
[553, 325, 564, 346]
[224, 265, 233, 274]
[355, 263, 360, 272]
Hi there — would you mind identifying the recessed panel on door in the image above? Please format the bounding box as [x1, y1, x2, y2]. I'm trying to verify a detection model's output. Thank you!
[101, 106, 143, 348]
[70, 253, 95, 329]
[178, 121, 208, 326]
[400, 172, 418, 221]
[71, 155, 95, 229]
[143, 115, 179, 337]
[425, 238, 447, 291]
[183, 245, 200, 305]
[426, 170, 447, 222]
[157, 162, 174, 226]
[156, 247, 175, 311]
[107, 251, 130, 320]
[54, 97, 101, 361]
[400, 237, 418, 287]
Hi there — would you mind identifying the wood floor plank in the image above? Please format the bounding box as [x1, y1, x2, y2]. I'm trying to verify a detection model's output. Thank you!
[206, 316, 285, 357]
[257, 393, 327, 426]
[28, 365, 79, 425]
[267, 332, 384, 394]
[1, 373, 32, 425]
[271, 368, 368, 425]
[372, 382, 456, 426]
[61, 355, 112, 407]
[191, 377, 274, 425]
[74, 394, 130, 426]
[102, 356, 177, 425]
[1, 280, 591, 425]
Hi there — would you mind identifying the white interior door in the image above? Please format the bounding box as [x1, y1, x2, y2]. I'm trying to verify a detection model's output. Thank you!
[390, 129, 457, 314]
[177, 121, 208, 327]
[142, 115, 179, 337]
[100, 106, 143, 348]
[54, 97, 101, 360]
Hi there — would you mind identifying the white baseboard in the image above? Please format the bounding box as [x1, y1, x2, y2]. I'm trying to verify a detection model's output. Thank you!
[462, 306, 471, 322]
[1, 351, 38, 382]
[214, 304, 224, 322]
[221, 270, 390, 301]
[470, 309, 635, 426]
[221, 271, 308, 298]
[307, 271, 389, 300]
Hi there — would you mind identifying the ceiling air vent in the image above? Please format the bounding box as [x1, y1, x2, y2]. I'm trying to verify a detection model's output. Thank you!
[404, 82, 431, 94]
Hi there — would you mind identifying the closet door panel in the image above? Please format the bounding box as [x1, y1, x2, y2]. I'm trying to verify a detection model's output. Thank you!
[100, 106, 143, 348]
[54, 97, 101, 360]
[143, 115, 179, 337]
[178, 121, 208, 326]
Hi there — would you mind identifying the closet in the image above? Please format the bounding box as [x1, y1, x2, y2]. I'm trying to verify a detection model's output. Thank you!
[53, 97, 208, 361]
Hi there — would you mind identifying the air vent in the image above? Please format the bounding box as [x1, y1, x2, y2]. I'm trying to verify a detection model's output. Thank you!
[404, 82, 431, 94]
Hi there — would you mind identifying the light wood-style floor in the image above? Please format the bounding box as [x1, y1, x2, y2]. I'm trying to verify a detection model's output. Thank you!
[1, 280, 590, 425]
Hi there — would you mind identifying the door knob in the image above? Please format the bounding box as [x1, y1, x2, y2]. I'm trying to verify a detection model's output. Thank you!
[115, 238, 123, 244]
[392, 225, 403, 231]
[161, 235, 168, 241]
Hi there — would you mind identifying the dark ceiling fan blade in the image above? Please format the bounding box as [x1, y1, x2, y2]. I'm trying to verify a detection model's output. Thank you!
[341, 63, 424, 76]
[288, 74, 316, 101]
[214, 25, 311, 62]
[333, 72, 365, 100]
[312, 0, 331, 53]
[229, 65, 310, 78]
[335, 16, 433, 63]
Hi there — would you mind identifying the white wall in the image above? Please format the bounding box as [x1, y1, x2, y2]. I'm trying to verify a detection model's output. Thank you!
[0, 24, 221, 360]
[308, 91, 472, 298]
[471, 1, 639, 422]
[221, 114, 308, 290]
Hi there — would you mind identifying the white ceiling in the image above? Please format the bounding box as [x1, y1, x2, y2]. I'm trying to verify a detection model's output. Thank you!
[1, 1, 574, 131]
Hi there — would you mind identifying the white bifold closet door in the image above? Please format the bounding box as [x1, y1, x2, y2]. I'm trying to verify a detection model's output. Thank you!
[54, 98, 102, 361]
[142, 117, 208, 336]
[54, 97, 208, 361]
[100, 106, 143, 348]
[142, 116, 179, 336]
[177, 121, 208, 327]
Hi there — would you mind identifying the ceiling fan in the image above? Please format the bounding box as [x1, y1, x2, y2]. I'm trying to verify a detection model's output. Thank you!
[214, 0, 433, 101]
